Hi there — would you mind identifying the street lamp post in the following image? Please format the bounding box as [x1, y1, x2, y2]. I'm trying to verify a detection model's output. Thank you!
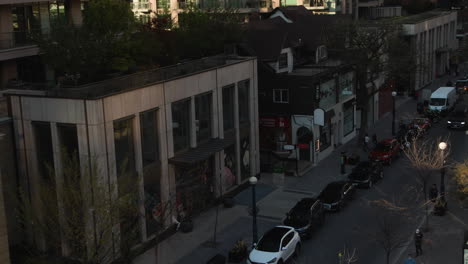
[392, 91, 397, 136]
[249, 176, 258, 246]
[438, 142, 447, 199]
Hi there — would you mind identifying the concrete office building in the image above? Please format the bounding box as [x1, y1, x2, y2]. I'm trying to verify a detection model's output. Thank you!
[6, 55, 260, 261]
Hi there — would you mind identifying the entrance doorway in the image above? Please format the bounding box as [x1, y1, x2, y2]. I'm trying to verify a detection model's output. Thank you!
[296, 126, 313, 161]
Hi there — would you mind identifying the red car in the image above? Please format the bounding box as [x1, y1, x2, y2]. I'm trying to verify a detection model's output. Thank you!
[369, 138, 400, 165]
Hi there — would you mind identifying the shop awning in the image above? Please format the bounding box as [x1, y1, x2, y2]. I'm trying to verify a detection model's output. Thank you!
[169, 138, 235, 165]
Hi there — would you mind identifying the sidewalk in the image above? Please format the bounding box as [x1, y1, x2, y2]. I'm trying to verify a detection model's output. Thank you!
[133, 74, 463, 264]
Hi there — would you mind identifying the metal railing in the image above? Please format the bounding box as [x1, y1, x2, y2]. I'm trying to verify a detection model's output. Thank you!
[6, 56, 254, 99]
[0, 31, 37, 50]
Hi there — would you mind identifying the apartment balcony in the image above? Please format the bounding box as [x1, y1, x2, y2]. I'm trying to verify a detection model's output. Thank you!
[131, 1, 153, 12]
[0, 31, 39, 61]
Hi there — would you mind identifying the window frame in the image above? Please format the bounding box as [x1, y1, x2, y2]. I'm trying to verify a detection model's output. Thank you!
[273, 89, 289, 104]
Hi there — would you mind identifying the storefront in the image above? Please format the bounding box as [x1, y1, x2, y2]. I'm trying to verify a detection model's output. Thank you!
[259, 116, 291, 152]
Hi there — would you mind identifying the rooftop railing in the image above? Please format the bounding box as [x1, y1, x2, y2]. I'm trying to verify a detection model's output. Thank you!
[6, 55, 253, 99]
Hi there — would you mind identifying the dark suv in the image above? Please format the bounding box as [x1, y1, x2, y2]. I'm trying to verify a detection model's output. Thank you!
[347, 161, 384, 188]
[283, 198, 325, 239]
[447, 104, 468, 129]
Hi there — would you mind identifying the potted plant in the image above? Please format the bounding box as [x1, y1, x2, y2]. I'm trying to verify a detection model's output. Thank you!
[228, 240, 247, 263]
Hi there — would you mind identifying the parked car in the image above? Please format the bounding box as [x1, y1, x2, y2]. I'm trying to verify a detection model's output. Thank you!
[317, 181, 355, 212]
[369, 139, 400, 165]
[455, 78, 468, 94]
[347, 161, 384, 188]
[247, 226, 301, 264]
[447, 104, 468, 129]
[283, 198, 325, 239]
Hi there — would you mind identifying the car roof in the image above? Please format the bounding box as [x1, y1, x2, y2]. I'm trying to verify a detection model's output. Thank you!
[261, 226, 292, 241]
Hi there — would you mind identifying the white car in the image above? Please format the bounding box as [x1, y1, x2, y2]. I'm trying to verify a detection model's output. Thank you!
[247, 226, 301, 264]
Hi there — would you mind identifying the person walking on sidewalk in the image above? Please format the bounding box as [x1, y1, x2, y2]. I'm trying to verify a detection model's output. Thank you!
[404, 254, 416, 264]
[363, 134, 370, 151]
[414, 229, 423, 256]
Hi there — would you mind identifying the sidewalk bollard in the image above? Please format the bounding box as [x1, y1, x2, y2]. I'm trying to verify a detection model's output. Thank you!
[340, 151, 347, 174]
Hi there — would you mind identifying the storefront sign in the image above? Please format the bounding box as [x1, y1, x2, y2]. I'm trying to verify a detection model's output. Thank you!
[260, 117, 290, 128]
[297, 144, 309, 149]
[284, 145, 295, 150]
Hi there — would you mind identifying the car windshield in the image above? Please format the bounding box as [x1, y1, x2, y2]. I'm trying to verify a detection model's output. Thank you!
[374, 143, 390, 152]
[256, 227, 288, 252]
[430, 98, 446, 106]
[450, 111, 465, 118]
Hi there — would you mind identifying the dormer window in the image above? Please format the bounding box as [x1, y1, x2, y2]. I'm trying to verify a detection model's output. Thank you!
[278, 53, 288, 69]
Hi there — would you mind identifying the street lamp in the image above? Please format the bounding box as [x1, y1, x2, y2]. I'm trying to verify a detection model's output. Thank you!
[392, 91, 397, 136]
[249, 176, 258, 246]
[438, 142, 447, 199]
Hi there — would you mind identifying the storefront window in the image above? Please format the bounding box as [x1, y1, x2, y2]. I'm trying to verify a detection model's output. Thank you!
[238, 80, 250, 124]
[240, 135, 250, 181]
[175, 159, 214, 216]
[172, 99, 191, 153]
[339, 72, 354, 101]
[319, 79, 337, 110]
[33, 122, 54, 180]
[343, 100, 354, 136]
[223, 85, 235, 132]
[195, 93, 212, 143]
[319, 120, 331, 151]
[223, 145, 237, 191]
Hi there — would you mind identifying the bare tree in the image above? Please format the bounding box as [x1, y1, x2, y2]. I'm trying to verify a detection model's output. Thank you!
[403, 136, 450, 230]
[453, 159, 468, 203]
[16, 152, 168, 264]
[338, 245, 358, 264]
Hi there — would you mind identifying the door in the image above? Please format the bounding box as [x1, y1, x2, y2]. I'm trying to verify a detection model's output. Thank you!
[297, 126, 313, 161]
[281, 232, 295, 260]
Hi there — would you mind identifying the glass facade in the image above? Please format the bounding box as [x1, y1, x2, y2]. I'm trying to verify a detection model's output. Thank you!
[172, 99, 191, 153]
[223, 145, 237, 191]
[195, 93, 212, 143]
[222, 85, 235, 132]
[343, 100, 354, 136]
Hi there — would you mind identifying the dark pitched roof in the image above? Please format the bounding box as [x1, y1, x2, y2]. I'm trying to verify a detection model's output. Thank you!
[247, 12, 340, 61]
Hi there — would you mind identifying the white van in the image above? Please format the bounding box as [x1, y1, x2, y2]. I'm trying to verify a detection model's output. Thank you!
[429, 87, 457, 112]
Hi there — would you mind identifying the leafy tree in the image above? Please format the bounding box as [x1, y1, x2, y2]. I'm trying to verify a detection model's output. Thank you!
[453, 160, 468, 199]
[326, 20, 419, 139]
[36, 0, 163, 84]
[172, 6, 245, 59]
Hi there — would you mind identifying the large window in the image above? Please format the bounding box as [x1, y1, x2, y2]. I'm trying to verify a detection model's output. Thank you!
[139, 109, 162, 237]
[172, 99, 191, 152]
[33, 122, 54, 180]
[273, 89, 289, 103]
[223, 85, 235, 131]
[140, 110, 159, 167]
[114, 117, 136, 177]
[319, 79, 337, 109]
[195, 93, 212, 143]
[238, 80, 250, 124]
[113, 117, 140, 247]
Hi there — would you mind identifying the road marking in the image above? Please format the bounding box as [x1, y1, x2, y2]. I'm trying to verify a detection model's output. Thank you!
[283, 188, 316, 195]
[390, 215, 426, 264]
[447, 211, 468, 228]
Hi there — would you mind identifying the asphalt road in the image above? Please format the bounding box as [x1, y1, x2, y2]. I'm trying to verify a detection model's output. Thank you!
[295, 115, 468, 264]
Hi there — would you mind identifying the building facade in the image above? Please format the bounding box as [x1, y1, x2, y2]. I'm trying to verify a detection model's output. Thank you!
[6, 55, 259, 260]
[401, 11, 458, 94]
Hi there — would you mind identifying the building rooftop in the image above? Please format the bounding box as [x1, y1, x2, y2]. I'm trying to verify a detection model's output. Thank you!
[382, 10, 454, 25]
[3, 55, 255, 100]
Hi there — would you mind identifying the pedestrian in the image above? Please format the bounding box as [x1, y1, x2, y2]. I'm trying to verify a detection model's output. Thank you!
[372, 133, 378, 146]
[429, 184, 438, 202]
[364, 133, 370, 151]
[404, 254, 416, 264]
[414, 229, 423, 256]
